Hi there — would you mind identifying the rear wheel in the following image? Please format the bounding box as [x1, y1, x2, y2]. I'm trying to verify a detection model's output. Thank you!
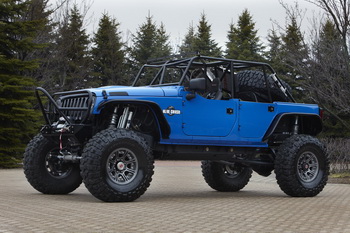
[274, 134, 329, 197]
[80, 129, 154, 202]
[23, 134, 82, 194]
[201, 161, 252, 192]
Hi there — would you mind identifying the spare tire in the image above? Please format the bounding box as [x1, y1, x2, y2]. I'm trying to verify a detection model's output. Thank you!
[236, 70, 291, 102]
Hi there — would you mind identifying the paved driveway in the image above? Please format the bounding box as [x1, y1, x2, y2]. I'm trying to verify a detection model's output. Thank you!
[1, 161, 350, 233]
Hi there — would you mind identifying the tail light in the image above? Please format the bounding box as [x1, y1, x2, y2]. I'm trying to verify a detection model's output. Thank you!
[319, 108, 324, 119]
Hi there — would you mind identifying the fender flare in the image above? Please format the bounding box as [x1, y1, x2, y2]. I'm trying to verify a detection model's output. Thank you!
[263, 113, 322, 141]
[97, 99, 171, 139]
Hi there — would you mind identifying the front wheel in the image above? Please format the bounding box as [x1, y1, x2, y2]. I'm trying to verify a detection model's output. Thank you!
[80, 129, 154, 202]
[23, 134, 82, 194]
[201, 161, 252, 192]
[274, 134, 329, 197]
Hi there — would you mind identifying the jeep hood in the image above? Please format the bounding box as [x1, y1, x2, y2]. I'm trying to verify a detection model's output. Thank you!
[86, 86, 164, 97]
[85, 85, 181, 97]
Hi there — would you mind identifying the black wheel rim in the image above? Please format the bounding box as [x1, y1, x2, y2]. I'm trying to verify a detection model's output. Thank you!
[223, 164, 240, 178]
[106, 148, 139, 185]
[297, 151, 319, 183]
[45, 151, 72, 178]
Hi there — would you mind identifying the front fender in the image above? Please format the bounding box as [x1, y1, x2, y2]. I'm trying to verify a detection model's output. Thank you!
[97, 99, 171, 139]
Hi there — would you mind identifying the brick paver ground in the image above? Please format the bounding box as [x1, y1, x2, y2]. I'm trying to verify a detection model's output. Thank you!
[0, 161, 350, 233]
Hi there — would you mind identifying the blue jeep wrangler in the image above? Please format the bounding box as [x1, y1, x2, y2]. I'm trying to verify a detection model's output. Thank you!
[24, 55, 329, 202]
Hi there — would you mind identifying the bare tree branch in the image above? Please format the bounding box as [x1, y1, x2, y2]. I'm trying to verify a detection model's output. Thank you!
[306, 0, 350, 52]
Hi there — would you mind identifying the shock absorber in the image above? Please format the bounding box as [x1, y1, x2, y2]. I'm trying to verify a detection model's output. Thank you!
[292, 115, 299, 135]
[117, 106, 131, 128]
[125, 111, 133, 129]
[109, 106, 119, 128]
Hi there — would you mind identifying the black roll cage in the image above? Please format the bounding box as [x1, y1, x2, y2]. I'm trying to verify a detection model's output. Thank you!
[131, 55, 295, 103]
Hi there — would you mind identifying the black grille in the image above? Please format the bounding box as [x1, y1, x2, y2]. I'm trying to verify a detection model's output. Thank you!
[59, 94, 90, 122]
[35, 87, 94, 127]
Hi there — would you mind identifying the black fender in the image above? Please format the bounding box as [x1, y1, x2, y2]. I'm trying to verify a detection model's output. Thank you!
[263, 113, 322, 141]
[97, 99, 170, 139]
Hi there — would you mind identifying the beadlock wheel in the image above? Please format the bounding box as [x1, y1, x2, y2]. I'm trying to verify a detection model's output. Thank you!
[23, 134, 82, 194]
[275, 134, 329, 197]
[297, 151, 319, 183]
[106, 148, 139, 185]
[46, 151, 72, 178]
[80, 129, 154, 202]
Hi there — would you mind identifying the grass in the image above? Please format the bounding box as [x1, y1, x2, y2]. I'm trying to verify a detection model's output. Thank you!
[330, 172, 350, 178]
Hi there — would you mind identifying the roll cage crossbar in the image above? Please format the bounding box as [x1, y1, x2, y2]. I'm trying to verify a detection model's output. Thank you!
[132, 55, 295, 102]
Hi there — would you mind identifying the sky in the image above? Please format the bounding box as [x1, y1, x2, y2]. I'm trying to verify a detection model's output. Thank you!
[66, 0, 323, 50]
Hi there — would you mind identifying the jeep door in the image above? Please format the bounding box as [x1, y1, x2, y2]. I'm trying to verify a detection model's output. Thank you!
[238, 101, 277, 138]
[181, 95, 238, 137]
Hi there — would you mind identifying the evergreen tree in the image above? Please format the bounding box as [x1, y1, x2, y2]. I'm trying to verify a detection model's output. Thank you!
[92, 13, 125, 86]
[127, 15, 172, 85]
[306, 19, 350, 136]
[307, 0, 350, 55]
[226, 9, 264, 61]
[279, 16, 308, 101]
[154, 22, 172, 58]
[179, 23, 196, 55]
[316, 19, 343, 60]
[193, 13, 221, 57]
[266, 28, 283, 72]
[55, 4, 91, 90]
[129, 15, 159, 65]
[280, 16, 308, 71]
[25, 0, 56, 91]
[0, 0, 44, 168]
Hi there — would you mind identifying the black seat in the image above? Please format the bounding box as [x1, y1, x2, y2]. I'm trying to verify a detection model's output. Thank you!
[206, 78, 222, 100]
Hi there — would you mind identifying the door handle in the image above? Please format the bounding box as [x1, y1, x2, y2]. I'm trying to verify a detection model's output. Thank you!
[227, 108, 234, 114]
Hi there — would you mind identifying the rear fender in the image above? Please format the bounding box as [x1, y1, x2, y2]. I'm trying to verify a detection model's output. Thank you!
[263, 113, 322, 141]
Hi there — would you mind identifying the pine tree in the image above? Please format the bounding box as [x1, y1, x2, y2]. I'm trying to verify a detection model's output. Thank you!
[267, 28, 283, 72]
[128, 15, 172, 66]
[179, 23, 196, 55]
[92, 13, 125, 86]
[154, 23, 172, 58]
[193, 13, 222, 57]
[316, 19, 343, 60]
[25, 0, 57, 91]
[226, 9, 264, 61]
[280, 16, 308, 70]
[306, 19, 350, 137]
[55, 4, 91, 90]
[279, 15, 308, 101]
[129, 15, 158, 65]
[0, 0, 44, 168]
[307, 0, 350, 55]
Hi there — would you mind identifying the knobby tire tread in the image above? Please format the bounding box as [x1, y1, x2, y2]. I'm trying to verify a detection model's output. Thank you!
[237, 70, 290, 102]
[274, 134, 329, 197]
[201, 161, 252, 192]
[80, 129, 154, 202]
[23, 134, 82, 194]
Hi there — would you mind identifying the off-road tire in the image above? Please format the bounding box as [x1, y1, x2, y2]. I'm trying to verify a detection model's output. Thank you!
[23, 134, 82, 194]
[80, 129, 154, 202]
[274, 134, 329, 197]
[201, 161, 252, 192]
[237, 70, 290, 102]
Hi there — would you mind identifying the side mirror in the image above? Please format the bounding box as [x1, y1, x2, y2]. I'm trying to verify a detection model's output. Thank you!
[189, 77, 206, 91]
[186, 78, 206, 100]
